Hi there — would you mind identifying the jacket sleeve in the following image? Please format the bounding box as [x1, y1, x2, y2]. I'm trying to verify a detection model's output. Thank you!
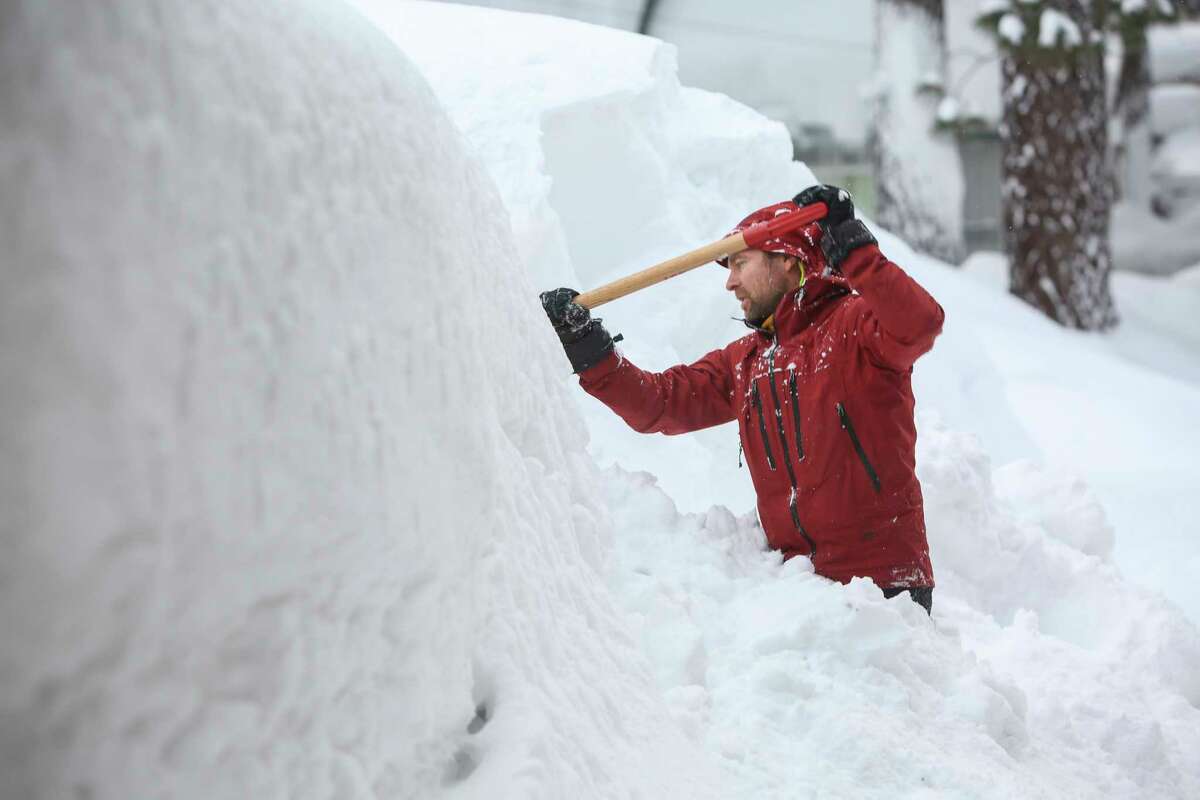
[839, 243, 945, 371]
[577, 347, 736, 435]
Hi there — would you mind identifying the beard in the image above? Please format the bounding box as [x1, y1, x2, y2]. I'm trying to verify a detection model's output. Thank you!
[743, 288, 788, 326]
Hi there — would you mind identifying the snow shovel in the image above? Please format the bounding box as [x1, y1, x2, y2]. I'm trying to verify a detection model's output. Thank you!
[573, 202, 828, 309]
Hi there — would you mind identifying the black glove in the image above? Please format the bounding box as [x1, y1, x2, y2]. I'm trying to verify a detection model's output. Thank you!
[793, 184, 877, 270]
[539, 287, 618, 374]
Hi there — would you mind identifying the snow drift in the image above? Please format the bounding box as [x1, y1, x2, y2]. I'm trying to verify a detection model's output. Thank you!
[0, 2, 721, 798]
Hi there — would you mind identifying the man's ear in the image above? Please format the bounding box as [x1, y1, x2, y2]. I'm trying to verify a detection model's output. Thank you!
[780, 254, 802, 280]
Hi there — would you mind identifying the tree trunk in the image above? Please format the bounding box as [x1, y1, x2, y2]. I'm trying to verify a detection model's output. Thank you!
[871, 0, 965, 263]
[1000, 1, 1117, 330]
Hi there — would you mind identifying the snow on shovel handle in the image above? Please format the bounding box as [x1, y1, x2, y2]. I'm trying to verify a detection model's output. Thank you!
[573, 202, 828, 309]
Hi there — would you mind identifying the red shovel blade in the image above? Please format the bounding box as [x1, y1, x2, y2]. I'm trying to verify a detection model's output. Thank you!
[741, 202, 828, 250]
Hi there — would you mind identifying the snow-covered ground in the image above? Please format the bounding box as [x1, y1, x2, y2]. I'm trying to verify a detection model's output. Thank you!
[1113, 201, 1200, 276]
[4, 0, 1199, 797]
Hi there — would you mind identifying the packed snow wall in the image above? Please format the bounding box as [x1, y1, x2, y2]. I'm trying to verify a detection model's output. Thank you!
[0, 1, 724, 797]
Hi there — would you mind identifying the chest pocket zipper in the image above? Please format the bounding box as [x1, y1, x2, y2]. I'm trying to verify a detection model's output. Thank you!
[836, 402, 882, 493]
[750, 380, 776, 471]
[787, 370, 804, 462]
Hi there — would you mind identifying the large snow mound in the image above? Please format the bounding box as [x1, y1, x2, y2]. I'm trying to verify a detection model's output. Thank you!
[0, 1, 723, 798]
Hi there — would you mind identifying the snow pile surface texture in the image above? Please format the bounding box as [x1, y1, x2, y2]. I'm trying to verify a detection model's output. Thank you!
[353, 4, 1200, 798]
[0, 2, 722, 798]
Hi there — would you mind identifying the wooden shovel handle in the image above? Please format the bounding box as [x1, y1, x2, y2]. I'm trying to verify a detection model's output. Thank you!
[574, 232, 748, 309]
[571, 201, 827, 309]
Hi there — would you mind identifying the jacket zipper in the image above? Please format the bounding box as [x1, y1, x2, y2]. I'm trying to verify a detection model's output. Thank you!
[767, 348, 817, 555]
[836, 402, 882, 493]
[786, 492, 815, 555]
[787, 370, 804, 462]
[750, 380, 776, 471]
[766, 349, 798, 487]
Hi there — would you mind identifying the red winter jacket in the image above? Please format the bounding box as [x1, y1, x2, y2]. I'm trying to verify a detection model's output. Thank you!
[579, 244, 944, 589]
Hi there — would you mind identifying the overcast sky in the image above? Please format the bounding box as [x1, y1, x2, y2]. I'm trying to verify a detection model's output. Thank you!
[651, 0, 875, 143]
[432, 0, 879, 144]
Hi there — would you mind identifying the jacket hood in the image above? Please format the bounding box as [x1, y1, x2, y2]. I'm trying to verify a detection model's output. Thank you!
[717, 199, 828, 269]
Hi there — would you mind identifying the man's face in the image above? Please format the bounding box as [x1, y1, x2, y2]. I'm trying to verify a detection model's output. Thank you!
[724, 249, 798, 324]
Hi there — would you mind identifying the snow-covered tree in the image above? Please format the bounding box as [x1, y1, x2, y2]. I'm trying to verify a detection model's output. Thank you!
[979, 0, 1118, 330]
[870, 0, 966, 263]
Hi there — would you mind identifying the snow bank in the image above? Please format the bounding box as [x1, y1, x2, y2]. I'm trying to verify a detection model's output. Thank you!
[1113, 201, 1200, 276]
[605, 442, 1200, 797]
[959, 250, 1200, 621]
[0, 1, 722, 797]
[354, 4, 1200, 796]
[1175, 261, 1200, 288]
[1150, 84, 1200, 139]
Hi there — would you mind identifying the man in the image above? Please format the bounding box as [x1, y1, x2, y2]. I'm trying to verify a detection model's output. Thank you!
[540, 185, 944, 614]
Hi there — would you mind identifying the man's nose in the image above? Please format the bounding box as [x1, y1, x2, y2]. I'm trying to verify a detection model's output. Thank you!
[724, 270, 736, 292]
